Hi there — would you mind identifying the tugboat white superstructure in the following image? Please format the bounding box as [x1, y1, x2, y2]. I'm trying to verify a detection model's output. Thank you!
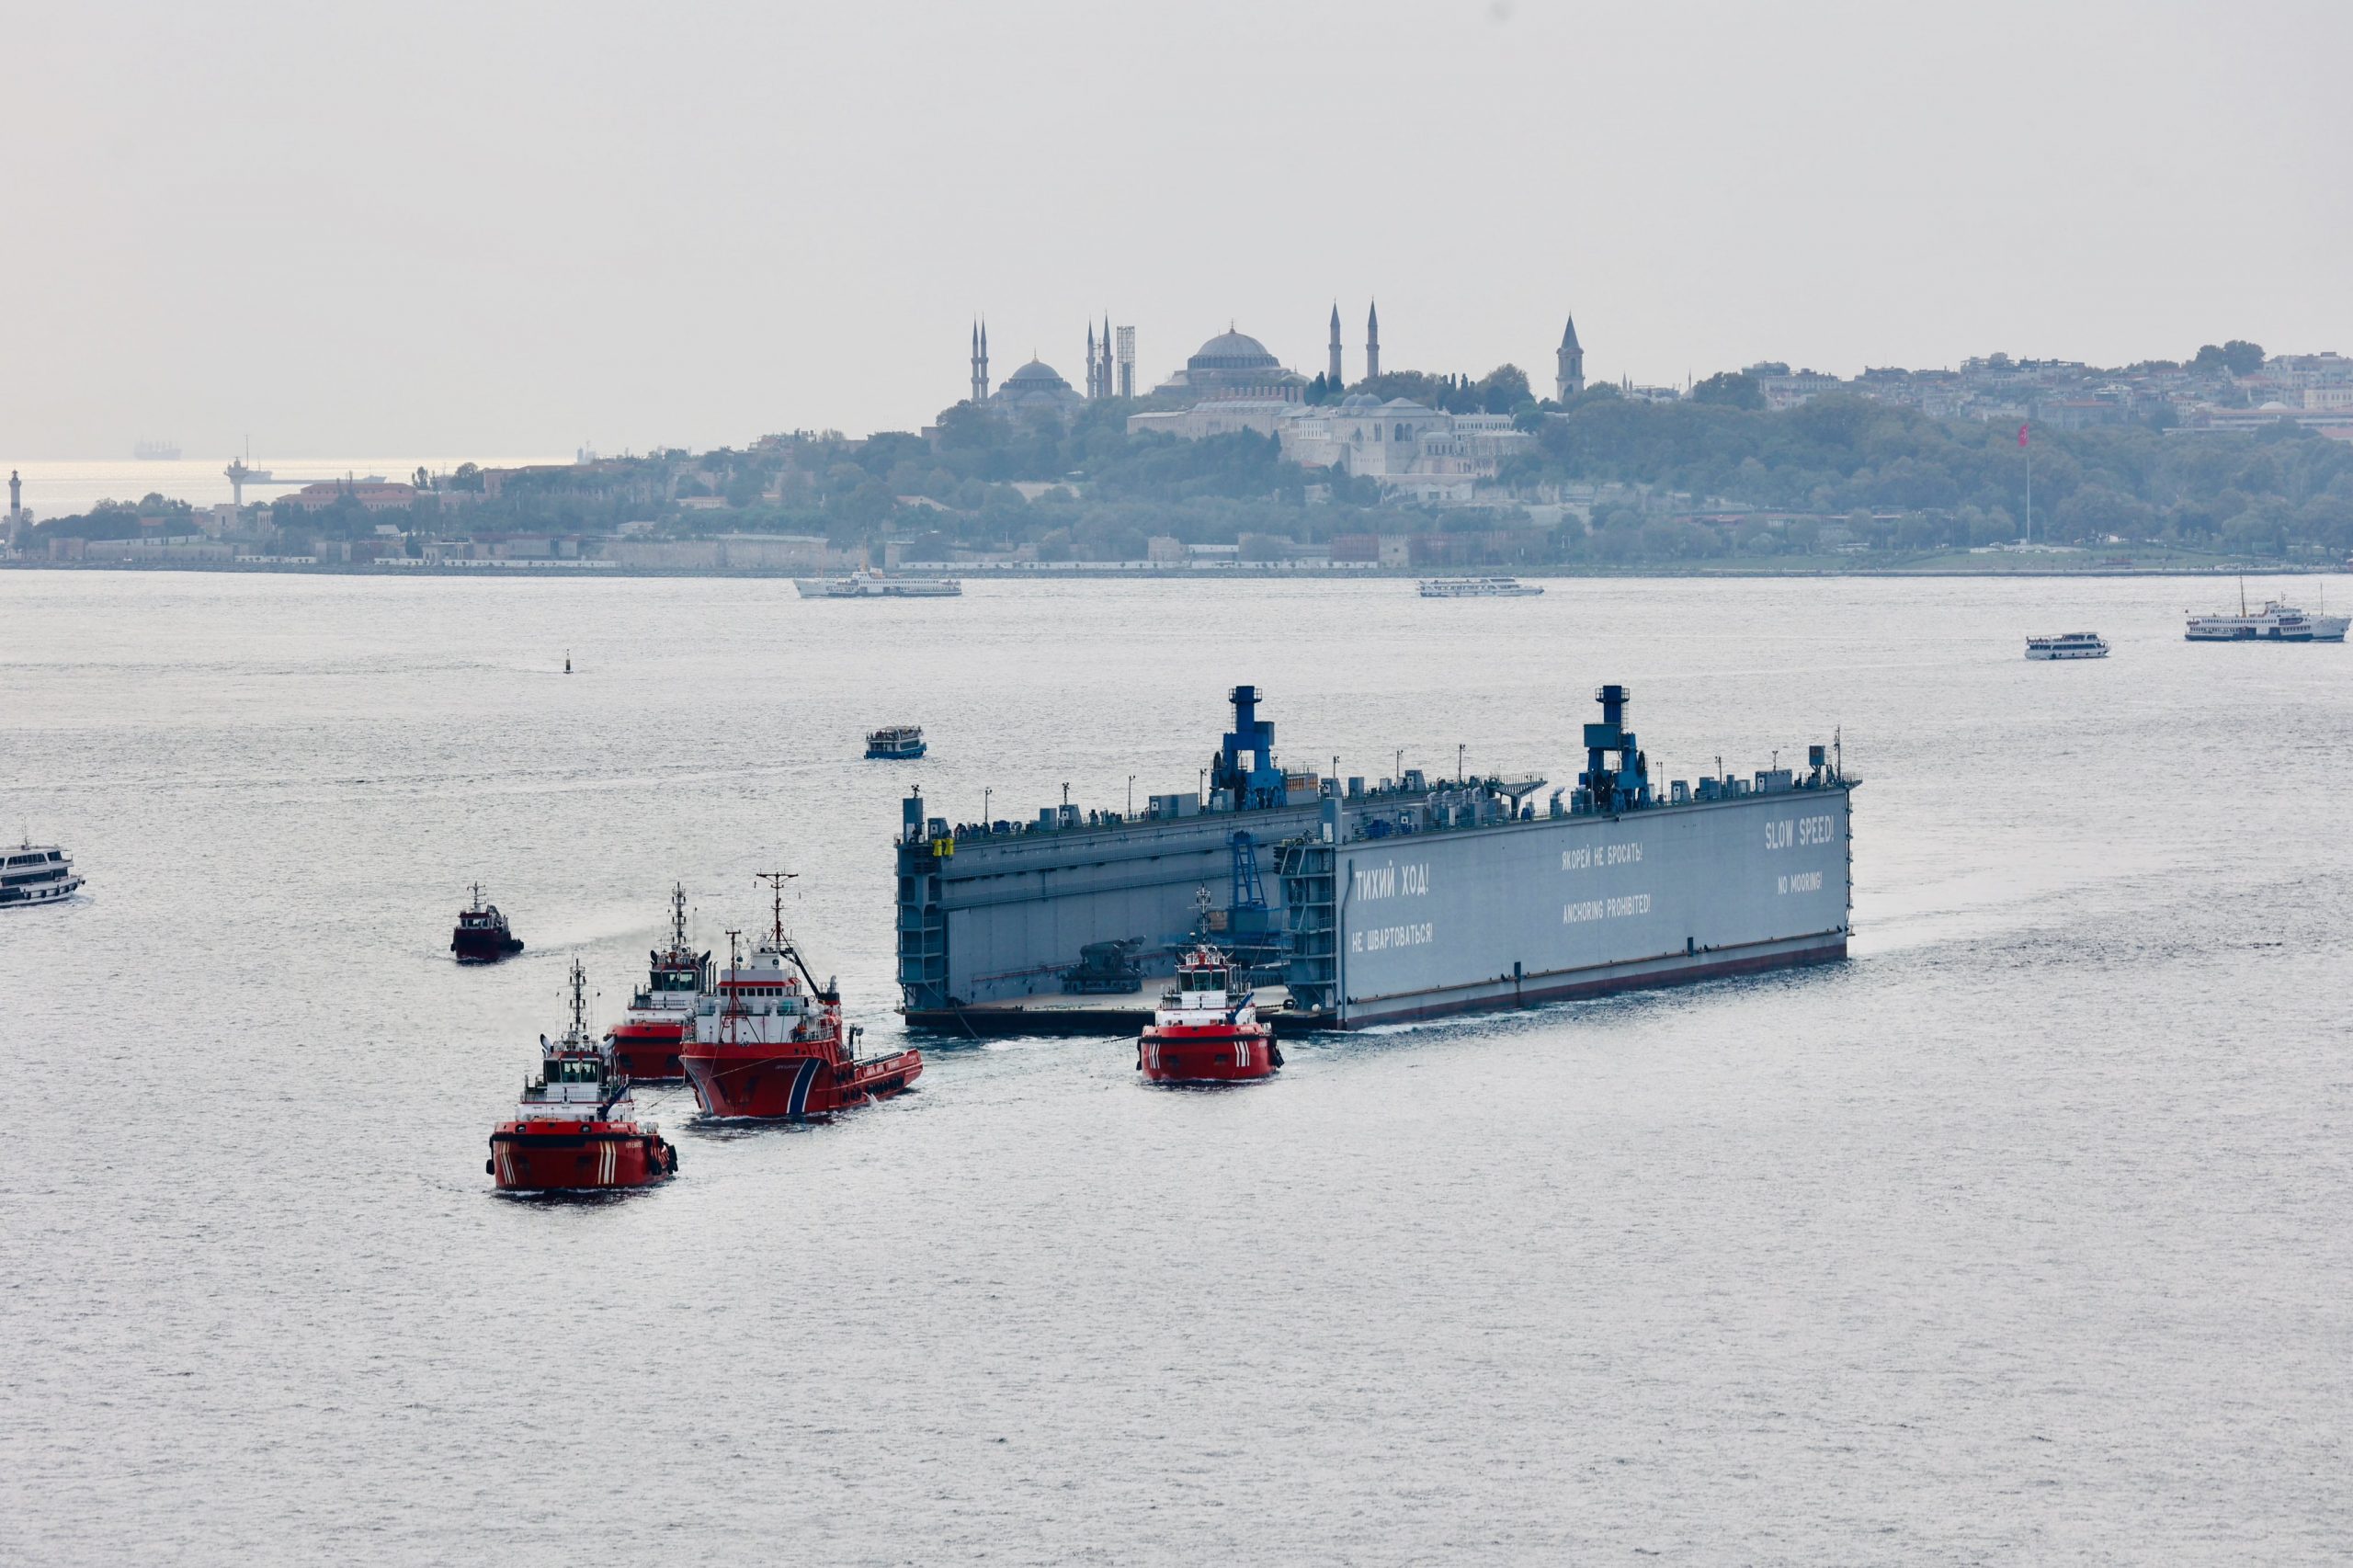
[0, 839, 83, 908]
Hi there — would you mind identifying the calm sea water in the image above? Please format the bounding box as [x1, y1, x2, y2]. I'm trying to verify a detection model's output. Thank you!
[3, 572, 2347, 1566]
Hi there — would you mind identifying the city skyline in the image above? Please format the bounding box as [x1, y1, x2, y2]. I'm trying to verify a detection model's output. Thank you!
[6, 1, 2349, 458]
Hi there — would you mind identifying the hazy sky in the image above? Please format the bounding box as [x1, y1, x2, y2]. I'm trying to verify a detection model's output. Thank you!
[10, 1, 2349, 459]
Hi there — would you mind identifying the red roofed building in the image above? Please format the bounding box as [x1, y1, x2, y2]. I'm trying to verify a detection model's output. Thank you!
[286, 482, 420, 513]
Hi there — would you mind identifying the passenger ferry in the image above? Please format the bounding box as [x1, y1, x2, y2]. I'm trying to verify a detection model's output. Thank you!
[1, 839, 83, 908]
[1418, 576, 1543, 598]
[2025, 631, 2109, 660]
[488, 960, 676, 1191]
[864, 724, 926, 759]
[794, 569, 961, 599]
[2187, 582, 2348, 642]
[678, 875, 923, 1120]
[1138, 944, 1280, 1085]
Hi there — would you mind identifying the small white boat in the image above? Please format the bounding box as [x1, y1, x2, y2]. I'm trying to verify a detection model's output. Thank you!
[1, 838, 83, 908]
[1417, 576, 1543, 598]
[794, 569, 961, 599]
[2025, 632, 2109, 660]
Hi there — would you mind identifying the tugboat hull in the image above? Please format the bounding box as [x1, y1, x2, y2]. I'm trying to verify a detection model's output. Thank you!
[489, 1125, 676, 1190]
[681, 1047, 923, 1120]
[452, 933, 524, 964]
[608, 1019, 688, 1082]
[1140, 1026, 1279, 1084]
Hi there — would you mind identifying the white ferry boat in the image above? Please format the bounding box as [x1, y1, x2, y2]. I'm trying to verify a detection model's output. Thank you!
[2025, 631, 2109, 660]
[1417, 576, 1544, 598]
[794, 569, 961, 599]
[2186, 582, 2347, 642]
[864, 724, 927, 759]
[1, 839, 84, 908]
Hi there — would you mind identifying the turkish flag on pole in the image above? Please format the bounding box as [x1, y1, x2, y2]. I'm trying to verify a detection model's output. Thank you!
[2018, 423, 2030, 448]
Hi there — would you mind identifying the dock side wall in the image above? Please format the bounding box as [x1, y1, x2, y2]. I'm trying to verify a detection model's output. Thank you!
[1332, 788, 1852, 1025]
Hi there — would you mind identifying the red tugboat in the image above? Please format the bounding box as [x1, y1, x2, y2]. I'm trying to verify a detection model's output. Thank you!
[679, 872, 923, 1120]
[450, 883, 524, 964]
[1139, 944, 1281, 1085]
[606, 884, 709, 1082]
[487, 960, 676, 1191]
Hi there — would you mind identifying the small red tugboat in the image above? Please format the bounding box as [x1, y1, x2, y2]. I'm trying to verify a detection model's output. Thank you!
[1139, 944, 1281, 1085]
[450, 882, 524, 964]
[606, 883, 709, 1082]
[488, 960, 676, 1191]
[679, 873, 923, 1120]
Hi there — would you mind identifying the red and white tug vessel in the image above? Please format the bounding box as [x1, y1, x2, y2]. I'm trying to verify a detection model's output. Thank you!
[487, 960, 677, 1191]
[1139, 944, 1282, 1085]
[678, 873, 923, 1120]
[606, 883, 710, 1083]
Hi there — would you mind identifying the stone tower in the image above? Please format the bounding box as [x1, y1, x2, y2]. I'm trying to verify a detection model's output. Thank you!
[1555, 314, 1585, 400]
[1366, 301, 1381, 380]
[1328, 302, 1343, 387]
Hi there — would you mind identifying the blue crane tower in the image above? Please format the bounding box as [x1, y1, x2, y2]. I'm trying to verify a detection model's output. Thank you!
[1213, 685, 1287, 810]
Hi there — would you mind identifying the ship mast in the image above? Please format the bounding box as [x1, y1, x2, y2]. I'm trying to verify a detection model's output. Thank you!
[721, 928, 745, 1045]
[669, 881, 688, 953]
[567, 959, 588, 1042]
[754, 870, 798, 950]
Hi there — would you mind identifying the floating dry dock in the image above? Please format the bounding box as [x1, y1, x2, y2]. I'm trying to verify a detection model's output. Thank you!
[897, 685, 1854, 1033]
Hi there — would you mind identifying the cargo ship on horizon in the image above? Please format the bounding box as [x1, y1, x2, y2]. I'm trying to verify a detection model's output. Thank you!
[895, 684, 1855, 1032]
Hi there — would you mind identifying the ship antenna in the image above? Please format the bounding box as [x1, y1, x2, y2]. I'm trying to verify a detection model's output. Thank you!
[670, 882, 688, 950]
[754, 870, 798, 950]
[569, 959, 588, 1040]
[722, 928, 744, 1043]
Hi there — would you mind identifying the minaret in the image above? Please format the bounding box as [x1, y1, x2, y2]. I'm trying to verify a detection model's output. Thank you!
[970, 322, 983, 403]
[1366, 301, 1381, 380]
[972, 320, 990, 402]
[1555, 313, 1586, 400]
[1328, 303, 1343, 387]
[1086, 322, 1097, 398]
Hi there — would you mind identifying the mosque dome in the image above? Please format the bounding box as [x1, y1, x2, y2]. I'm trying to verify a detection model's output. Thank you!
[1005, 359, 1071, 389]
[1187, 330, 1279, 373]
